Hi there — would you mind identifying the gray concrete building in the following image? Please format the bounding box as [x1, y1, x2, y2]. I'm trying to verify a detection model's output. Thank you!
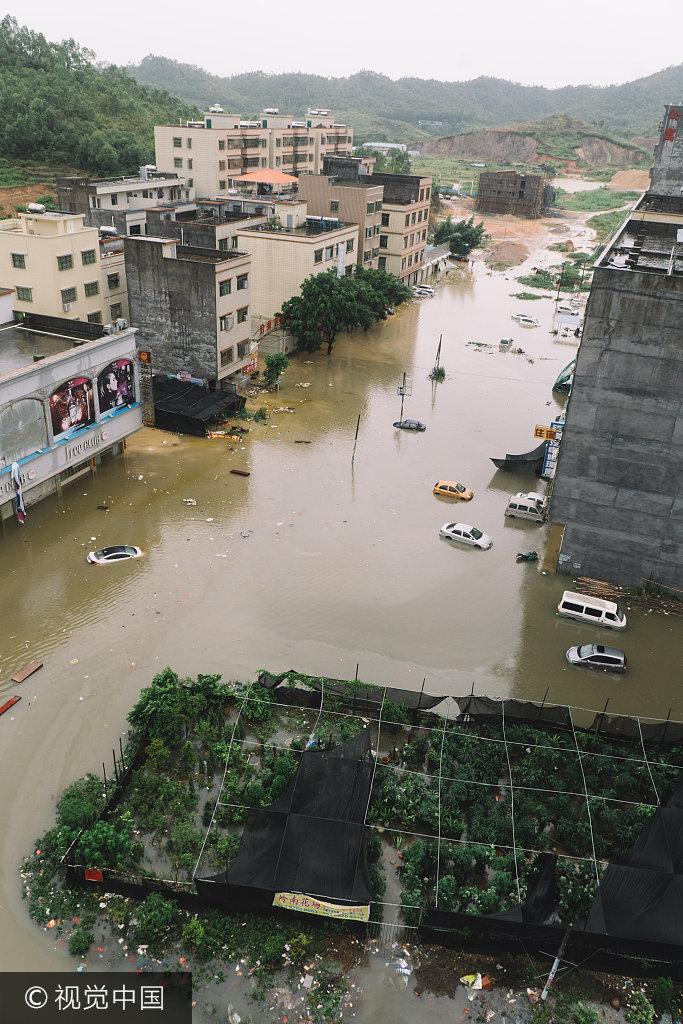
[549, 108, 683, 590]
[124, 236, 257, 387]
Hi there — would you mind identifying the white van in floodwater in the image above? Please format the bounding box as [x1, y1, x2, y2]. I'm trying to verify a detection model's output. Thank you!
[557, 591, 627, 630]
[505, 492, 547, 523]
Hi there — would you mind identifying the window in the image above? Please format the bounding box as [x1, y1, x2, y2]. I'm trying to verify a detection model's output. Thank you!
[236, 273, 248, 290]
[365, 227, 373, 239]
[325, 245, 334, 260]
[419, 188, 425, 201]
[16, 286, 32, 302]
[84, 281, 99, 297]
[346, 238, 354, 252]
[61, 287, 77, 304]
[408, 254, 413, 266]
[173, 137, 182, 147]
[378, 256, 386, 270]
[218, 238, 229, 251]
[142, 190, 149, 199]
[220, 314, 234, 332]
[405, 215, 410, 227]
[107, 273, 120, 290]
[220, 347, 234, 367]
[219, 160, 226, 171]
[219, 180, 226, 190]
[381, 213, 389, 226]
[344, 265, 353, 276]
[330, 200, 339, 213]
[403, 237, 408, 248]
[219, 278, 231, 296]
[187, 158, 193, 169]
[314, 249, 323, 264]
[57, 254, 74, 271]
[110, 194, 118, 206]
[188, 179, 193, 188]
[81, 249, 96, 265]
[411, 212, 416, 224]
[366, 202, 374, 214]
[401, 257, 406, 270]
[218, 139, 225, 150]
[129, 224, 141, 235]
[11, 252, 25, 269]
[231, 236, 238, 249]
[237, 340, 249, 358]
[364, 250, 372, 262]
[110, 302, 122, 319]
[276, 137, 281, 147]
[87, 311, 102, 324]
[186, 137, 192, 148]
[174, 158, 183, 168]
[237, 306, 248, 324]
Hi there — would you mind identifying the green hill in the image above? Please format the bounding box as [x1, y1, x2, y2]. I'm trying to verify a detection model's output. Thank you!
[128, 56, 683, 141]
[0, 17, 198, 177]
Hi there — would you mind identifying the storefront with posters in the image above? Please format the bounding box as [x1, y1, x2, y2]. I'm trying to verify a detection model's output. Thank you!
[0, 325, 142, 524]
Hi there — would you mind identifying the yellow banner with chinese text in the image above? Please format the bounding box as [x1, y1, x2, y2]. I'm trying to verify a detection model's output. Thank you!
[272, 892, 370, 922]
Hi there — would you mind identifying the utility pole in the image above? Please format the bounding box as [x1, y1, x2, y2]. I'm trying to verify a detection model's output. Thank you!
[399, 371, 406, 422]
[351, 413, 361, 464]
[435, 335, 442, 371]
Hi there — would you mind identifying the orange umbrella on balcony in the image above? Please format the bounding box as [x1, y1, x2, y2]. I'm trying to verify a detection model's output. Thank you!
[229, 169, 299, 185]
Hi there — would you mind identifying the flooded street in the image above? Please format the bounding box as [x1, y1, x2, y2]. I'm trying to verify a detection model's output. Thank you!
[1, 216, 681, 975]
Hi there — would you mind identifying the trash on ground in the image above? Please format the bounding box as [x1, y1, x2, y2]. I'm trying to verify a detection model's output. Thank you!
[294, 382, 311, 388]
[230, 469, 250, 477]
[182, 498, 197, 506]
[461, 974, 483, 990]
[527, 989, 541, 1005]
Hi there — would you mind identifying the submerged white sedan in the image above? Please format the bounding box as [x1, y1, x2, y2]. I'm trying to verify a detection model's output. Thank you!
[511, 313, 540, 327]
[87, 544, 143, 565]
[439, 523, 493, 550]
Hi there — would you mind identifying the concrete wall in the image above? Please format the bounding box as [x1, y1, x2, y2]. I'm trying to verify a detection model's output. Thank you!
[650, 103, 683, 197]
[236, 225, 358, 319]
[124, 239, 253, 383]
[550, 265, 683, 588]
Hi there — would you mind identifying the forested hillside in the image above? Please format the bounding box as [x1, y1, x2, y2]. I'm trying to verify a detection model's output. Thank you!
[0, 17, 198, 176]
[129, 56, 683, 140]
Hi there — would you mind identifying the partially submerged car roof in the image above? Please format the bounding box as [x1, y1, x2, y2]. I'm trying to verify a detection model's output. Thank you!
[561, 590, 620, 613]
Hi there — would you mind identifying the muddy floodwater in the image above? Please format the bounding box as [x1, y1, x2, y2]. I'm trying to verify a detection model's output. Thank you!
[1, 217, 682, 976]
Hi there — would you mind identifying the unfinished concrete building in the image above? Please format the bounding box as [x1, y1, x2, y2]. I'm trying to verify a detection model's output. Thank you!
[549, 105, 683, 589]
[475, 170, 546, 218]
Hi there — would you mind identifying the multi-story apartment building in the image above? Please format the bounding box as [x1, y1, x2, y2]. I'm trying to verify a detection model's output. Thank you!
[371, 173, 431, 286]
[124, 236, 257, 386]
[56, 168, 193, 235]
[236, 211, 358, 321]
[297, 157, 384, 269]
[0, 212, 128, 326]
[548, 106, 683, 589]
[154, 109, 353, 198]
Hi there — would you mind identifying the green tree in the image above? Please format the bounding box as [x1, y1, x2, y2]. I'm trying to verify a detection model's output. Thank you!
[76, 818, 133, 868]
[132, 893, 182, 954]
[56, 775, 106, 832]
[264, 352, 289, 386]
[386, 149, 412, 174]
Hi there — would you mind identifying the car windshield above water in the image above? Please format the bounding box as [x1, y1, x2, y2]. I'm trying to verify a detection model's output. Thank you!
[469, 527, 483, 540]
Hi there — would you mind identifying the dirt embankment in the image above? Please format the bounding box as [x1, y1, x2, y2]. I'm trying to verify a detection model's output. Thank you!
[421, 129, 539, 163]
[0, 184, 56, 218]
[608, 168, 650, 191]
[420, 128, 645, 169]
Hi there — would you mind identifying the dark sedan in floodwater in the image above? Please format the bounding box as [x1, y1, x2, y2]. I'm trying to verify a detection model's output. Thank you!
[393, 419, 426, 432]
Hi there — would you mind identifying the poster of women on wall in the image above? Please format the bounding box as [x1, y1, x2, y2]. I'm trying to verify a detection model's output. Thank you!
[97, 359, 136, 414]
[49, 377, 95, 439]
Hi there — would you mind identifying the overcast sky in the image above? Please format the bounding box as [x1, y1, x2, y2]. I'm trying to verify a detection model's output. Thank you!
[7, 0, 683, 87]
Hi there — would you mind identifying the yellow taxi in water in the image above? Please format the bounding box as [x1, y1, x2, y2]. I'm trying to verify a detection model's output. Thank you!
[433, 480, 474, 501]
